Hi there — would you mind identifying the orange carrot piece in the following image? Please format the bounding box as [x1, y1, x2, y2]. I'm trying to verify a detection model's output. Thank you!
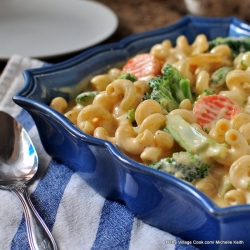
[193, 94, 240, 131]
[121, 53, 161, 79]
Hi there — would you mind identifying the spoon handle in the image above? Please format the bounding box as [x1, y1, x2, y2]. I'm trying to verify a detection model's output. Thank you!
[11, 185, 58, 250]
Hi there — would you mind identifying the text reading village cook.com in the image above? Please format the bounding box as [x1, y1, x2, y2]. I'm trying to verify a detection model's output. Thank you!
[165, 240, 245, 246]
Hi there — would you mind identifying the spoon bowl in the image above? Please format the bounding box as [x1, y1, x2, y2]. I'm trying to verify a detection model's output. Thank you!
[0, 111, 57, 250]
[0, 111, 38, 186]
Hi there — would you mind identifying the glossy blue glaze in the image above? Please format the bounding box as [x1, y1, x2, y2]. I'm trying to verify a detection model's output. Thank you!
[13, 16, 250, 249]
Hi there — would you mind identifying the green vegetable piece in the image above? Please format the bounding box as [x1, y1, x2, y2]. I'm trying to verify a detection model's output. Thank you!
[163, 64, 193, 103]
[143, 64, 193, 112]
[166, 114, 228, 157]
[126, 108, 135, 122]
[144, 75, 179, 112]
[149, 151, 213, 183]
[210, 66, 233, 88]
[76, 91, 98, 106]
[118, 73, 138, 82]
[196, 89, 215, 102]
[180, 79, 193, 101]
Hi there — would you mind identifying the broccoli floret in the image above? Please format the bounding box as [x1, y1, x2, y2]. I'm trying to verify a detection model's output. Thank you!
[144, 64, 193, 112]
[144, 75, 179, 112]
[149, 151, 214, 182]
[162, 64, 193, 103]
[126, 108, 135, 122]
[76, 91, 98, 106]
[196, 89, 215, 101]
[210, 66, 233, 88]
[166, 114, 228, 157]
[118, 73, 138, 82]
[209, 37, 250, 58]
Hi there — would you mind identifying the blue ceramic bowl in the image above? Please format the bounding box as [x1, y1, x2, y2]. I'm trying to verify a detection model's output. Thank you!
[14, 16, 250, 249]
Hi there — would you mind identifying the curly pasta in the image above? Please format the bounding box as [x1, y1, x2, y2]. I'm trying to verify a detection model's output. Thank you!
[229, 155, 250, 191]
[91, 68, 121, 91]
[224, 189, 246, 205]
[172, 59, 195, 84]
[140, 146, 163, 163]
[93, 91, 119, 113]
[209, 118, 230, 143]
[239, 123, 250, 145]
[175, 35, 192, 56]
[195, 175, 219, 197]
[213, 129, 249, 166]
[230, 113, 250, 130]
[154, 130, 174, 151]
[135, 100, 163, 125]
[139, 113, 166, 134]
[115, 125, 154, 155]
[77, 104, 117, 135]
[220, 69, 250, 105]
[64, 110, 79, 124]
[94, 127, 116, 144]
[195, 70, 210, 95]
[106, 79, 136, 112]
[50, 97, 68, 113]
[210, 44, 231, 58]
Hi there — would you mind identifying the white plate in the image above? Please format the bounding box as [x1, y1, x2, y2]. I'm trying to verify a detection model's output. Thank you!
[0, 0, 118, 60]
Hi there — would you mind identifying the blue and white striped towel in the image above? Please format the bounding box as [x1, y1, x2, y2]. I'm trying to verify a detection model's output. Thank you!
[0, 54, 198, 250]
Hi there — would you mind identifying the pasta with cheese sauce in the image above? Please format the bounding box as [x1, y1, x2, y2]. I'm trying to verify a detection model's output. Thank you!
[50, 34, 250, 207]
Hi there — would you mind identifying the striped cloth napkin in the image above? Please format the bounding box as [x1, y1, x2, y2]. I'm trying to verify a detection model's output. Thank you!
[0, 54, 198, 250]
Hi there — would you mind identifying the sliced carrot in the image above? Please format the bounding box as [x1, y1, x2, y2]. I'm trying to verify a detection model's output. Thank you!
[121, 53, 161, 79]
[193, 94, 240, 132]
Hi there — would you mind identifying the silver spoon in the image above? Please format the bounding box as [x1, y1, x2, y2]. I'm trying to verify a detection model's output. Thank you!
[0, 111, 57, 250]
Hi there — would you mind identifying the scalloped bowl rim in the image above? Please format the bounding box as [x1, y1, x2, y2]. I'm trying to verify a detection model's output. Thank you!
[14, 15, 250, 218]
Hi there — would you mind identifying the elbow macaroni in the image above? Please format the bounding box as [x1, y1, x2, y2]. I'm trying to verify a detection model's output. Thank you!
[50, 34, 250, 207]
[106, 79, 136, 112]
